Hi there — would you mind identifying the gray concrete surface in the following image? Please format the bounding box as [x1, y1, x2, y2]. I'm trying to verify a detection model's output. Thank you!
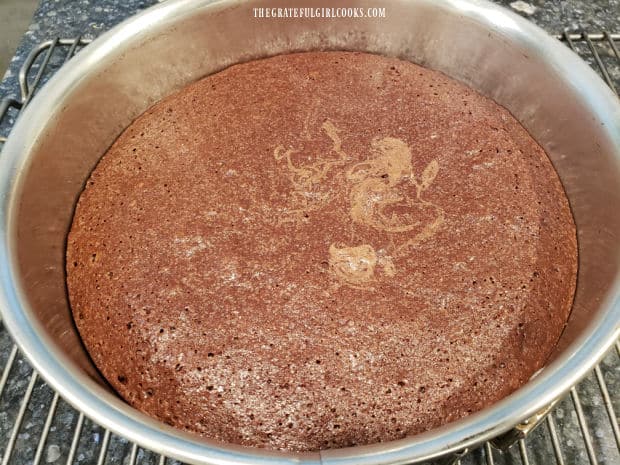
[0, 0, 39, 77]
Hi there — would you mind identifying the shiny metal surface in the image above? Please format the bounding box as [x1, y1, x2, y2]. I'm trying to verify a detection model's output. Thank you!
[489, 399, 560, 451]
[0, 1, 619, 464]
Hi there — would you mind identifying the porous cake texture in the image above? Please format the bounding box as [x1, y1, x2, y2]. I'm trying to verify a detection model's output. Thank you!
[66, 51, 577, 451]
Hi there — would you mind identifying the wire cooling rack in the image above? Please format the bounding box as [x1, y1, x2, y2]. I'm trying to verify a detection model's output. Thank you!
[0, 32, 619, 465]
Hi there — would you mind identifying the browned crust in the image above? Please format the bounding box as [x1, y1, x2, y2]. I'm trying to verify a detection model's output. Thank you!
[66, 51, 577, 451]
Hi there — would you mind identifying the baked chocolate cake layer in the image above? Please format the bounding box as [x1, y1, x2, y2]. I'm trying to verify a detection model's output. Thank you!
[66, 51, 577, 451]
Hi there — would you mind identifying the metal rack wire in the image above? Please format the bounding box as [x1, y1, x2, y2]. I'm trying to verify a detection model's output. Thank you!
[0, 32, 619, 465]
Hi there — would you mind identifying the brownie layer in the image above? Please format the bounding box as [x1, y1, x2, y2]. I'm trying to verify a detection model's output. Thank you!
[66, 51, 577, 451]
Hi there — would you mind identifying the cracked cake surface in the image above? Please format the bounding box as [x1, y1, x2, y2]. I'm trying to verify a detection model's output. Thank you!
[66, 51, 577, 451]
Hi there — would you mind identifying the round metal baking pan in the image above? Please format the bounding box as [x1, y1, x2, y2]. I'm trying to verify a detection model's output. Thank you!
[0, 0, 619, 464]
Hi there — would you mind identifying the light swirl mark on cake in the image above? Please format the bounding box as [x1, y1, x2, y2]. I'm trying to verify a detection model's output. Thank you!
[275, 120, 445, 288]
[328, 244, 395, 288]
[273, 120, 349, 218]
[329, 243, 377, 286]
[347, 137, 443, 234]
